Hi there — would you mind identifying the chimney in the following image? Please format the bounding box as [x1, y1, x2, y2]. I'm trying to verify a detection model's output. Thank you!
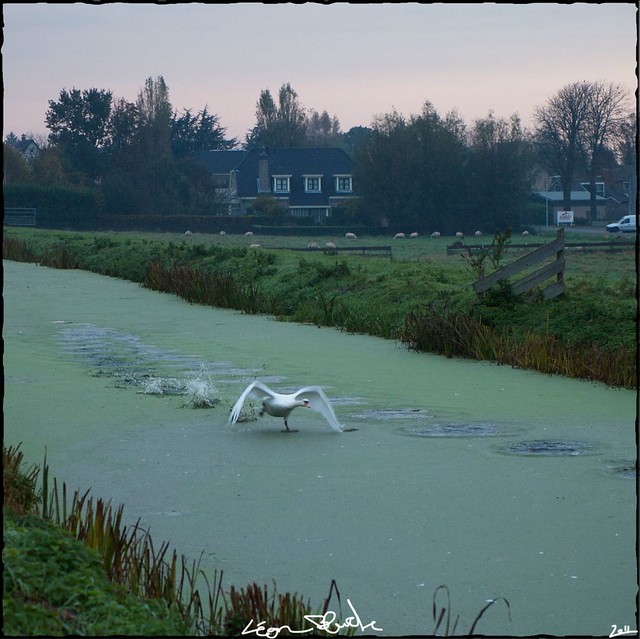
[258, 150, 270, 193]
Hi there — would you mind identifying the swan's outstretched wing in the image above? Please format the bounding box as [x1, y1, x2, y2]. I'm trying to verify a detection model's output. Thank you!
[228, 381, 275, 425]
[294, 386, 344, 432]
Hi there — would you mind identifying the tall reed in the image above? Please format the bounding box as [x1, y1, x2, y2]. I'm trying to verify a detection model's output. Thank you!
[5, 445, 361, 635]
[401, 306, 636, 389]
[2, 236, 38, 262]
[144, 261, 264, 314]
[432, 584, 511, 636]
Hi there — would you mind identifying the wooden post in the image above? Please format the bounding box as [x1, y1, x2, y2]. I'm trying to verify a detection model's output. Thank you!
[556, 227, 564, 288]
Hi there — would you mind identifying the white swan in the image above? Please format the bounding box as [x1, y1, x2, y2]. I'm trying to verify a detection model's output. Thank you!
[228, 381, 343, 432]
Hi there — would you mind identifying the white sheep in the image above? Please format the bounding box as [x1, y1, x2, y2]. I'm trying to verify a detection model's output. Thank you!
[394, 233, 405, 239]
[522, 230, 530, 237]
[455, 232, 464, 238]
[244, 231, 254, 237]
[430, 231, 441, 238]
[410, 232, 419, 238]
[325, 242, 336, 249]
[184, 230, 192, 236]
[219, 230, 226, 236]
[307, 242, 320, 249]
[474, 230, 482, 237]
[345, 232, 357, 239]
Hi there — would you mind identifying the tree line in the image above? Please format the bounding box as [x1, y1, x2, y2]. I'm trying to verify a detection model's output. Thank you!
[4, 76, 635, 232]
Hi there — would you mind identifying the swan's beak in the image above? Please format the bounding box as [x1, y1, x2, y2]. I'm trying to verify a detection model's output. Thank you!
[303, 400, 311, 408]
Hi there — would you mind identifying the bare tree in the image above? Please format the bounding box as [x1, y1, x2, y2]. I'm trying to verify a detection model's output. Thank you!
[534, 81, 591, 213]
[581, 81, 630, 220]
[534, 81, 631, 219]
[306, 110, 342, 147]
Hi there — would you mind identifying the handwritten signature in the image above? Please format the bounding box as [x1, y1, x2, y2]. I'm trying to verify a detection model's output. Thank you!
[610, 625, 638, 638]
[241, 598, 383, 638]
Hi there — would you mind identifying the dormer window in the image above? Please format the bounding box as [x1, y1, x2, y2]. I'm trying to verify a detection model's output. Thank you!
[273, 176, 290, 193]
[335, 175, 352, 193]
[304, 175, 322, 193]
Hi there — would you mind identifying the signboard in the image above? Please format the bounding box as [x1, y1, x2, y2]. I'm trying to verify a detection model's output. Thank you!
[557, 210, 574, 225]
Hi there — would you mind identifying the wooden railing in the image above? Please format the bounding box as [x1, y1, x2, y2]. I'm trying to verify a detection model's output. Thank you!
[4, 208, 37, 227]
[268, 245, 393, 257]
[472, 228, 566, 300]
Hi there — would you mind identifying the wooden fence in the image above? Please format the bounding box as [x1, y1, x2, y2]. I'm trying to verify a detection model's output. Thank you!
[267, 245, 393, 257]
[4, 208, 37, 227]
[448, 236, 634, 255]
[472, 228, 566, 300]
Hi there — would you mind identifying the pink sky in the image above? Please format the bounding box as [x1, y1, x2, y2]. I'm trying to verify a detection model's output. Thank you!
[3, 3, 637, 144]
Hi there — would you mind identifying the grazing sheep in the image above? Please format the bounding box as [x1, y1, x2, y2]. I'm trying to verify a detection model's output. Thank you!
[245, 231, 254, 237]
[325, 242, 336, 249]
[430, 231, 441, 238]
[394, 233, 405, 239]
[307, 242, 320, 249]
[184, 230, 192, 236]
[522, 230, 530, 237]
[455, 232, 464, 238]
[345, 232, 357, 239]
[410, 232, 419, 238]
[219, 230, 226, 236]
[474, 230, 482, 237]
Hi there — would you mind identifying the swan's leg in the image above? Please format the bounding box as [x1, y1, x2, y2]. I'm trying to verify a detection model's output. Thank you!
[283, 419, 298, 433]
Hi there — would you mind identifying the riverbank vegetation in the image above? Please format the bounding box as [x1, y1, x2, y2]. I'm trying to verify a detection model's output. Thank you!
[3, 227, 636, 388]
[3, 445, 357, 636]
[4, 444, 510, 636]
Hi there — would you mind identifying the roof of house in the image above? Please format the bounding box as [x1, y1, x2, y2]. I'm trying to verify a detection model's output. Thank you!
[237, 148, 354, 206]
[197, 147, 356, 207]
[196, 149, 247, 174]
[13, 137, 39, 154]
[533, 191, 607, 203]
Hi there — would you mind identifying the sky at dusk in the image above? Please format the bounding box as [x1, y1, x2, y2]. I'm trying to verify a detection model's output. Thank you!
[3, 3, 638, 145]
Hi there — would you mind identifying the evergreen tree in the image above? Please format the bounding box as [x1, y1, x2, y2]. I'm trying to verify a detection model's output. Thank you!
[45, 87, 113, 182]
[246, 83, 308, 148]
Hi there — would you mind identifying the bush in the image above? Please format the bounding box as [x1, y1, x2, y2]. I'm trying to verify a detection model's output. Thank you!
[4, 183, 101, 229]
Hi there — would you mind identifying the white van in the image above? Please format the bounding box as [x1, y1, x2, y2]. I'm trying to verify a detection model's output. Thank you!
[606, 215, 637, 233]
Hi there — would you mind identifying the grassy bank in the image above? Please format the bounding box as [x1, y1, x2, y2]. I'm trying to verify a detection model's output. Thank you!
[3, 445, 509, 636]
[3, 227, 636, 388]
[3, 445, 358, 636]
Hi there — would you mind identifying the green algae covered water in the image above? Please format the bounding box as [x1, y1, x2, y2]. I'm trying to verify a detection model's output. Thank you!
[3, 260, 637, 636]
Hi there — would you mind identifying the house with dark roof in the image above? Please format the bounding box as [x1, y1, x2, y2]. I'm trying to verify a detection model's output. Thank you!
[12, 135, 40, 162]
[531, 166, 636, 222]
[197, 147, 357, 224]
[532, 189, 608, 224]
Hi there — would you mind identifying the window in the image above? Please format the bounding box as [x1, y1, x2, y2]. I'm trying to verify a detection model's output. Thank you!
[580, 181, 605, 197]
[304, 176, 322, 193]
[335, 175, 352, 193]
[273, 176, 290, 193]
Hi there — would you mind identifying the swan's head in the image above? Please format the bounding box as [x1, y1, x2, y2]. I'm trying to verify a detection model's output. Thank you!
[302, 399, 311, 408]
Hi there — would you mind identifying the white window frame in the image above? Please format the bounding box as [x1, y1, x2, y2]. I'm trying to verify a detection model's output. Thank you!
[273, 175, 291, 193]
[335, 175, 352, 193]
[303, 175, 322, 193]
